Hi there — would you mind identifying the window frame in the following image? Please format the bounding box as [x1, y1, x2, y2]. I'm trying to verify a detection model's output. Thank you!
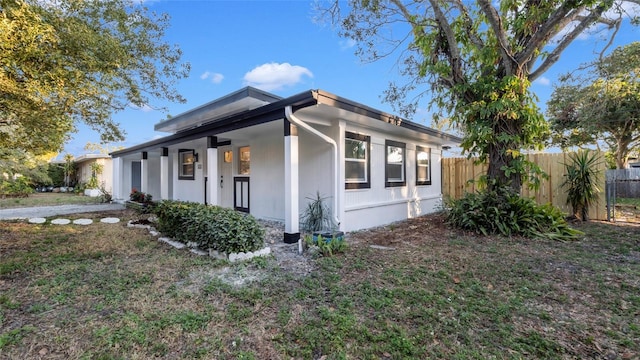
[385, 140, 406, 187]
[345, 132, 371, 190]
[416, 146, 432, 186]
[178, 149, 196, 180]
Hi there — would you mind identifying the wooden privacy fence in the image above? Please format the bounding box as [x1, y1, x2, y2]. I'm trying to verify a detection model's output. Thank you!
[442, 152, 608, 220]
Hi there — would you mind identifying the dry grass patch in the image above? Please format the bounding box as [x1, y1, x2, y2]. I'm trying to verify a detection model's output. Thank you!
[1, 211, 639, 359]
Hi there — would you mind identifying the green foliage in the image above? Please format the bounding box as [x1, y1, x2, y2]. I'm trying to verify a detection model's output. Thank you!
[153, 201, 265, 254]
[129, 189, 152, 204]
[547, 42, 640, 169]
[0, 176, 33, 197]
[561, 151, 602, 221]
[303, 234, 347, 257]
[445, 187, 583, 241]
[327, 0, 629, 192]
[0, 0, 189, 156]
[300, 191, 334, 232]
[86, 162, 104, 189]
[47, 163, 65, 186]
[0, 148, 52, 186]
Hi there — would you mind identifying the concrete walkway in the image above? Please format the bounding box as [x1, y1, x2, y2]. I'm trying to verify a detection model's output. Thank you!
[0, 203, 126, 220]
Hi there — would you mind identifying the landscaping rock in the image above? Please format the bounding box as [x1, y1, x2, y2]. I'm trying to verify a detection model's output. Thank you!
[73, 219, 93, 225]
[28, 218, 46, 224]
[51, 218, 71, 225]
[100, 217, 120, 224]
[228, 247, 271, 263]
[159, 237, 186, 249]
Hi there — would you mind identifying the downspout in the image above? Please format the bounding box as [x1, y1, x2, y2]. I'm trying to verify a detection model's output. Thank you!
[285, 106, 341, 228]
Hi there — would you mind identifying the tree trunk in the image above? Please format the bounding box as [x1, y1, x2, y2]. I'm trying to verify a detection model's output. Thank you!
[486, 117, 523, 194]
[487, 143, 522, 193]
[615, 139, 629, 169]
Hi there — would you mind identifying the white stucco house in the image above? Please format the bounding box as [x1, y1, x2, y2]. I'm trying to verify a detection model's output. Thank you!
[110, 87, 461, 243]
[74, 154, 113, 196]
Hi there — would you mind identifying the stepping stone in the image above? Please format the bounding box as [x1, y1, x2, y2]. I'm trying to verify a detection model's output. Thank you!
[51, 219, 71, 225]
[73, 219, 93, 226]
[369, 244, 395, 251]
[28, 218, 46, 224]
[100, 217, 120, 224]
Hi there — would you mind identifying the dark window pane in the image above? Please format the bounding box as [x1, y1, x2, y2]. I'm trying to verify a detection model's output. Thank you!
[346, 161, 366, 182]
[386, 164, 403, 181]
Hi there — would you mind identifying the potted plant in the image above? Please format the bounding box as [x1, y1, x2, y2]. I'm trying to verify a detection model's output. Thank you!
[300, 191, 344, 243]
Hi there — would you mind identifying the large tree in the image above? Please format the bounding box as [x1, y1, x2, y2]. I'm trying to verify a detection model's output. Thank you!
[0, 0, 189, 156]
[547, 42, 640, 169]
[322, 0, 639, 192]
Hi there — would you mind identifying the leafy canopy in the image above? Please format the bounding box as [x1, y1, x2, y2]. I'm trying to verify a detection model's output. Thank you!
[547, 42, 640, 169]
[0, 0, 190, 156]
[322, 0, 638, 191]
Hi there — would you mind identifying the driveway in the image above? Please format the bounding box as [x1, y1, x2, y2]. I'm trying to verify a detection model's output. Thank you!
[0, 203, 126, 220]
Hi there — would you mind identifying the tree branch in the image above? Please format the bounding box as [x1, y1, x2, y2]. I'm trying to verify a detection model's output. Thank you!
[517, 3, 580, 71]
[529, 4, 608, 81]
[477, 0, 515, 75]
[450, 0, 484, 49]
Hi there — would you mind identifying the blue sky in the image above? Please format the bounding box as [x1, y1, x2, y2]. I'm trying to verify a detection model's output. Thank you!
[62, 0, 640, 157]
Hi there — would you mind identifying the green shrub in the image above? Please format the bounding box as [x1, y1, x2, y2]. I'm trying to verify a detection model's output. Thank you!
[303, 234, 347, 257]
[0, 177, 34, 197]
[562, 150, 601, 221]
[445, 187, 583, 241]
[129, 188, 152, 203]
[153, 201, 265, 254]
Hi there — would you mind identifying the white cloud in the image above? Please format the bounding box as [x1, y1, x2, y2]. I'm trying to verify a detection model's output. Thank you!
[243, 62, 313, 91]
[339, 38, 357, 50]
[552, 1, 640, 43]
[534, 76, 551, 86]
[200, 71, 224, 84]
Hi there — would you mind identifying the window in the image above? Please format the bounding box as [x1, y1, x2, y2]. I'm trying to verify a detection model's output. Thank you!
[345, 132, 370, 189]
[385, 140, 406, 187]
[238, 146, 250, 175]
[416, 146, 431, 186]
[179, 149, 196, 180]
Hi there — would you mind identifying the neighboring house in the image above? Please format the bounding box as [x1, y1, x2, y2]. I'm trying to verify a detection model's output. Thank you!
[110, 87, 461, 242]
[75, 154, 113, 194]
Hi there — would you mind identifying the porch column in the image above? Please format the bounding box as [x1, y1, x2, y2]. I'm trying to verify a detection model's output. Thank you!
[337, 120, 346, 231]
[160, 147, 169, 200]
[112, 156, 123, 202]
[284, 120, 300, 243]
[207, 136, 219, 206]
[140, 151, 148, 194]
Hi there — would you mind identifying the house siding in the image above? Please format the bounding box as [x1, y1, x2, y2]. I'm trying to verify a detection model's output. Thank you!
[342, 127, 443, 232]
[249, 129, 285, 221]
[172, 139, 206, 203]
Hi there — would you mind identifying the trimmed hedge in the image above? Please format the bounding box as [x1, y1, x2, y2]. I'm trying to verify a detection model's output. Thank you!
[153, 201, 265, 254]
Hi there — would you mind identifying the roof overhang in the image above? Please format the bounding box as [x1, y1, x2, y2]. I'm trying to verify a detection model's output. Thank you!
[111, 89, 462, 158]
[154, 87, 282, 133]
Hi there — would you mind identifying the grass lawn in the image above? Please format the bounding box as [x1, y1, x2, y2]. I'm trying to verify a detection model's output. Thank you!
[1, 211, 639, 359]
[0, 193, 102, 209]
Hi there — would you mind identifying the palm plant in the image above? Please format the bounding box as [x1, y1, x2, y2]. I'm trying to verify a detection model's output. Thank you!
[562, 150, 602, 221]
[300, 191, 334, 232]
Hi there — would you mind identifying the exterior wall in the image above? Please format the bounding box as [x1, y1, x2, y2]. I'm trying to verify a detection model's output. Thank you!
[76, 158, 113, 192]
[146, 157, 161, 200]
[342, 126, 443, 232]
[298, 129, 334, 221]
[171, 139, 207, 203]
[248, 129, 285, 221]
